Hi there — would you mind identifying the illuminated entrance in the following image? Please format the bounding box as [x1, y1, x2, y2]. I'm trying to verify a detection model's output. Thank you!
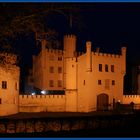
[97, 93, 109, 111]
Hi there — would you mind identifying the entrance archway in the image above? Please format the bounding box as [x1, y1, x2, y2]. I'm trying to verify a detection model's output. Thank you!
[97, 93, 109, 111]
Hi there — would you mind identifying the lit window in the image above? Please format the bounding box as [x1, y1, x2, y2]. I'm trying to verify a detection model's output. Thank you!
[105, 79, 110, 90]
[111, 65, 114, 72]
[112, 80, 115, 85]
[58, 80, 62, 87]
[98, 80, 102, 85]
[49, 67, 54, 73]
[105, 64, 108, 72]
[58, 67, 62, 73]
[2, 81, 7, 89]
[99, 64, 102, 72]
[49, 80, 54, 87]
[58, 56, 62, 61]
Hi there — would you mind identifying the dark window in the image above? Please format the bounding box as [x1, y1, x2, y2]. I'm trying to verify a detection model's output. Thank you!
[105, 64, 108, 72]
[58, 67, 62, 73]
[58, 56, 62, 61]
[15, 82, 17, 90]
[112, 80, 115, 85]
[0, 98, 1, 104]
[83, 80, 85, 85]
[111, 65, 114, 72]
[98, 80, 102, 85]
[58, 80, 62, 87]
[2, 81, 7, 89]
[49, 80, 54, 87]
[99, 64, 102, 72]
[49, 67, 54, 73]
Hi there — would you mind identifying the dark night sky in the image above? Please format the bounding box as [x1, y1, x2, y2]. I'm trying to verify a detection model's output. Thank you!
[1, 3, 140, 92]
[1, 3, 140, 65]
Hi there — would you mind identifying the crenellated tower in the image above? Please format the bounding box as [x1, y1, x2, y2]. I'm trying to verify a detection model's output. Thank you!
[64, 34, 76, 58]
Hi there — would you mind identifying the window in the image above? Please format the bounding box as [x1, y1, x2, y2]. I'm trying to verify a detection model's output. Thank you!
[58, 80, 62, 87]
[83, 80, 85, 85]
[58, 67, 62, 73]
[58, 56, 62, 61]
[105, 64, 108, 72]
[105, 79, 110, 90]
[15, 82, 17, 90]
[49, 67, 54, 73]
[0, 98, 1, 104]
[49, 80, 54, 87]
[2, 81, 7, 89]
[99, 64, 102, 72]
[98, 80, 102, 85]
[111, 65, 114, 72]
[112, 80, 115, 85]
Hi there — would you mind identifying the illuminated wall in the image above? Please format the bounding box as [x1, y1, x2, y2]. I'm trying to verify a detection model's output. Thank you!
[22, 34, 127, 113]
[123, 95, 140, 104]
[19, 95, 66, 112]
[0, 66, 20, 116]
[75, 42, 126, 112]
[33, 40, 64, 90]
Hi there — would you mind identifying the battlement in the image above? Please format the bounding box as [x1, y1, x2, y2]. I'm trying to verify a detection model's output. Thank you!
[64, 34, 76, 39]
[19, 94, 66, 112]
[45, 48, 64, 55]
[19, 94, 65, 99]
[92, 52, 121, 58]
[123, 95, 140, 104]
[123, 95, 140, 98]
[77, 52, 85, 57]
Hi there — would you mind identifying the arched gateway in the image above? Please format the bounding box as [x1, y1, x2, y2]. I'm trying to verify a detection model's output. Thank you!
[97, 93, 109, 111]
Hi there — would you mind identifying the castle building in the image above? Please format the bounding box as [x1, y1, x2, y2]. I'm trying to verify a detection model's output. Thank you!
[2, 33, 140, 116]
[26, 34, 126, 112]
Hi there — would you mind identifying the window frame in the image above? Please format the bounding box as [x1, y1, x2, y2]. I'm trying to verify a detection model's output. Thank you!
[58, 67, 62, 73]
[112, 80, 115, 85]
[98, 80, 102, 85]
[49, 66, 54, 73]
[49, 80, 54, 87]
[2, 81, 7, 89]
[105, 64, 108, 72]
[111, 65, 114, 72]
[99, 64, 102, 72]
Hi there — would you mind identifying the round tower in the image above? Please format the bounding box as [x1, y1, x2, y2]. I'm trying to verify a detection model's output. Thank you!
[0, 54, 20, 116]
[64, 34, 76, 58]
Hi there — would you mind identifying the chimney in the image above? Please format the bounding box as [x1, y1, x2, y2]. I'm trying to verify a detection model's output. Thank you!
[96, 47, 100, 53]
[41, 39, 47, 50]
[86, 41, 92, 72]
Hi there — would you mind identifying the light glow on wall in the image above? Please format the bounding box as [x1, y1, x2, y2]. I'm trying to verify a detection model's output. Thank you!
[31, 92, 36, 95]
[41, 90, 46, 94]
